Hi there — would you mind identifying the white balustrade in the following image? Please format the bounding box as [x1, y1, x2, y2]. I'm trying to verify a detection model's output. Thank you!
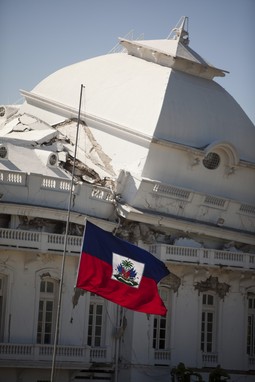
[249, 356, 255, 367]
[154, 349, 171, 364]
[202, 352, 218, 367]
[90, 347, 111, 362]
[0, 343, 90, 363]
[0, 171, 26, 185]
[0, 170, 114, 204]
[0, 227, 254, 268]
[0, 343, 112, 364]
[0, 228, 82, 255]
[149, 243, 254, 270]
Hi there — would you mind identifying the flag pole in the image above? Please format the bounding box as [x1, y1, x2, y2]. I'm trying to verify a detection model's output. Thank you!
[114, 305, 124, 382]
[114, 305, 120, 382]
[50, 84, 85, 382]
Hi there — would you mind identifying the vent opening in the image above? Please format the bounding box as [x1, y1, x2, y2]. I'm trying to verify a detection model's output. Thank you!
[0, 145, 8, 159]
[48, 154, 58, 166]
[203, 152, 220, 170]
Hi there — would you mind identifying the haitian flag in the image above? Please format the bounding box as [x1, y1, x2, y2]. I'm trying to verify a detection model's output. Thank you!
[76, 221, 170, 316]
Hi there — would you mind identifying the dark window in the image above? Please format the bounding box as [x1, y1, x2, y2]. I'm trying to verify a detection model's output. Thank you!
[201, 293, 216, 353]
[0, 275, 7, 340]
[88, 301, 104, 347]
[37, 280, 57, 344]
[247, 296, 255, 356]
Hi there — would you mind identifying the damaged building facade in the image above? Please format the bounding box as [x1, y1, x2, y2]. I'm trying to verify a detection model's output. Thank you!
[0, 17, 255, 382]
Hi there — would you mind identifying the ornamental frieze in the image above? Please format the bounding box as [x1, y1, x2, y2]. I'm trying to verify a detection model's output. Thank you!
[161, 272, 181, 292]
[194, 276, 230, 299]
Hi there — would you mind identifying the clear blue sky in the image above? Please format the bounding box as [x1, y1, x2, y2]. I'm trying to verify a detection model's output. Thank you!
[1, 0, 254, 124]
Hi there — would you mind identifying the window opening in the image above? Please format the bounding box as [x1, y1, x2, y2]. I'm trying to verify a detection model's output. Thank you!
[0, 146, 7, 159]
[201, 293, 216, 353]
[88, 294, 104, 347]
[153, 288, 170, 350]
[247, 295, 255, 356]
[0, 275, 7, 341]
[37, 279, 58, 344]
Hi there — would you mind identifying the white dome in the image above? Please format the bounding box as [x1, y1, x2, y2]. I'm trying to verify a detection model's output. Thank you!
[2, 19, 255, 236]
[30, 42, 254, 164]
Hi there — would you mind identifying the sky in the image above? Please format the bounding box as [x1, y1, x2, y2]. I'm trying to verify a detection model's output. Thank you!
[1, 0, 255, 124]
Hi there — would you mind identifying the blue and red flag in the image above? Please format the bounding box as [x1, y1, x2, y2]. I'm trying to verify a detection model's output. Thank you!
[76, 221, 170, 316]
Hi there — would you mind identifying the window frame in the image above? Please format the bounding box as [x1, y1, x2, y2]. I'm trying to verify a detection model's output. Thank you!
[152, 287, 171, 350]
[0, 274, 7, 341]
[247, 293, 255, 356]
[87, 294, 106, 348]
[200, 292, 218, 353]
[36, 278, 58, 345]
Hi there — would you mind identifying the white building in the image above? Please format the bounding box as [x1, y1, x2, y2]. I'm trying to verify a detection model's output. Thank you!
[0, 17, 254, 382]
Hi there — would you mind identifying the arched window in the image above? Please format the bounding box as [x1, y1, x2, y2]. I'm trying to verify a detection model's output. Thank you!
[37, 279, 58, 344]
[201, 293, 217, 353]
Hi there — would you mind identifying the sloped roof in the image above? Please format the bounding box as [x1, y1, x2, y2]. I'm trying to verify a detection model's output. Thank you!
[119, 37, 227, 79]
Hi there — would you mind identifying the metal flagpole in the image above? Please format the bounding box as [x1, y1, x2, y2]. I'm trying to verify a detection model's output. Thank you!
[50, 84, 85, 382]
[114, 305, 125, 382]
[114, 305, 120, 382]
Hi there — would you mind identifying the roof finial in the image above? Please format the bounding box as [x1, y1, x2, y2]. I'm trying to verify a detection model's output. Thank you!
[167, 16, 189, 45]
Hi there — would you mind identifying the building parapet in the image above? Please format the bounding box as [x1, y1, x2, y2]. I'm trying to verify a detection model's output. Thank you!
[0, 169, 115, 218]
[117, 174, 255, 239]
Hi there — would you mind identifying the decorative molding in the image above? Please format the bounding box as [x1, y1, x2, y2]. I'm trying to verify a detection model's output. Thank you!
[194, 276, 230, 299]
[162, 272, 181, 292]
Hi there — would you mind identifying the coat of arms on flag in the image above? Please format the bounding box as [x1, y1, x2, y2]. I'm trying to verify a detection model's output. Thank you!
[76, 221, 170, 315]
[111, 253, 145, 288]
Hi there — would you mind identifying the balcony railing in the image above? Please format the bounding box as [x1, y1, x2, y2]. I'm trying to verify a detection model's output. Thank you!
[248, 356, 255, 368]
[202, 352, 218, 367]
[0, 343, 90, 364]
[0, 343, 112, 366]
[0, 228, 82, 255]
[90, 347, 112, 363]
[154, 349, 171, 365]
[149, 243, 255, 270]
[0, 228, 254, 269]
